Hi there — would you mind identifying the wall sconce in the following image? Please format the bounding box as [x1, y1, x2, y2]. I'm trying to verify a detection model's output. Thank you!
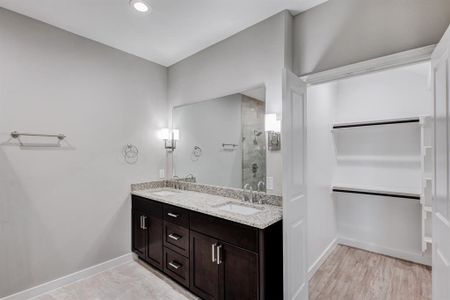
[265, 114, 281, 151]
[158, 128, 179, 152]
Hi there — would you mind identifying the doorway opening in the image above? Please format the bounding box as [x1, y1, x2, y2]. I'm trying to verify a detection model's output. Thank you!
[305, 61, 433, 299]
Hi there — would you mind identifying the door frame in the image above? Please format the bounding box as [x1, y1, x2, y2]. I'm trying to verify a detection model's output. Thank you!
[430, 25, 450, 300]
[285, 45, 437, 299]
[282, 68, 309, 300]
[299, 45, 435, 86]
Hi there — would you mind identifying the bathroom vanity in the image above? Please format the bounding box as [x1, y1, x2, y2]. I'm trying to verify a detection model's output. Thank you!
[132, 85, 283, 299]
[131, 187, 283, 300]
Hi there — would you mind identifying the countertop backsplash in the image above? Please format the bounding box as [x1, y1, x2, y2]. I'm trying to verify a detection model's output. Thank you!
[131, 180, 282, 207]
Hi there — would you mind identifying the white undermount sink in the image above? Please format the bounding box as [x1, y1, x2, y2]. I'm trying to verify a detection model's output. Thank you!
[151, 190, 180, 197]
[215, 202, 264, 216]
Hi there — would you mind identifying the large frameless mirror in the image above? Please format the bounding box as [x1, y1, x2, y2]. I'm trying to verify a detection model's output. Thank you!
[172, 86, 266, 192]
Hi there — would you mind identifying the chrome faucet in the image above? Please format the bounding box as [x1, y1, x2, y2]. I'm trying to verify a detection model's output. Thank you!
[257, 181, 265, 204]
[243, 183, 253, 203]
[172, 176, 180, 189]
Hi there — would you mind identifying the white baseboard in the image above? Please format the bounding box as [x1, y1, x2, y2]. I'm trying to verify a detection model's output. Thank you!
[308, 238, 338, 279]
[338, 237, 432, 266]
[2, 253, 134, 300]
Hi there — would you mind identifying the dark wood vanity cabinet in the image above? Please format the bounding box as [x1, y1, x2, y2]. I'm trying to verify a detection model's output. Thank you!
[146, 215, 163, 268]
[131, 209, 147, 258]
[131, 195, 283, 300]
[190, 231, 259, 300]
[190, 231, 220, 299]
[220, 242, 259, 300]
[131, 196, 163, 270]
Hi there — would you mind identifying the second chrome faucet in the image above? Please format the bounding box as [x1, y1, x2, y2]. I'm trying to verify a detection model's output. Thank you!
[243, 181, 266, 204]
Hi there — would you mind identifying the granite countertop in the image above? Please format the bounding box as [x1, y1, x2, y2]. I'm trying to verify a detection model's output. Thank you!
[131, 188, 282, 229]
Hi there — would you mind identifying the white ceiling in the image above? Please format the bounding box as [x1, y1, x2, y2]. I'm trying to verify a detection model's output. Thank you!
[0, 0, 327, 66]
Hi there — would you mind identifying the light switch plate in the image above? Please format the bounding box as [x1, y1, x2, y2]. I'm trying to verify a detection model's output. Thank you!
[159, 169, 165, 179]
[266, 176, 274, 190]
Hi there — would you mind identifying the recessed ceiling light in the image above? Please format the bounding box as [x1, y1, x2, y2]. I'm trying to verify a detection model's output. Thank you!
[129, 0, 151, 13]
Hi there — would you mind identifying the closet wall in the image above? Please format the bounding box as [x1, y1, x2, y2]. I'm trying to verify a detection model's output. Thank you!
[307, 62, 433, 272]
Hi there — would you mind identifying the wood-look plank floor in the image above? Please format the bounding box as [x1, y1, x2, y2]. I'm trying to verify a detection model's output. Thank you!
[309, 245, 431, 300]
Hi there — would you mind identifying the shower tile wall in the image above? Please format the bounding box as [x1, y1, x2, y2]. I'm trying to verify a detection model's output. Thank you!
[241, 96, 266, 191]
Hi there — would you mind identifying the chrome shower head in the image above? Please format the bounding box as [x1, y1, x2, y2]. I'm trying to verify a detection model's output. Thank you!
[254, 130, 263, 136]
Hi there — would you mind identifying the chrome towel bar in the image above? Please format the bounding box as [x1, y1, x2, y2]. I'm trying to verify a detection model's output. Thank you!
[11, 131, 66, 140]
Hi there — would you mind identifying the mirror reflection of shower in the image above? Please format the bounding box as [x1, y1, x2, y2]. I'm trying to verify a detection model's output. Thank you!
[241, 91, 266, 192]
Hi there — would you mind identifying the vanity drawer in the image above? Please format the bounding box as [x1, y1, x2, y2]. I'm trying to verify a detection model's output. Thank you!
[164, 221, 189, 257]
[132, 195, 163, 218]
[163, 247, 190, 288]
[163, 204, 189, 228]
[190, 211, 259, 252]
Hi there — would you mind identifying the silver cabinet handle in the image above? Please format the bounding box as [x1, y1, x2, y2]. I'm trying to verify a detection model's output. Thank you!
[211, 243, 217, 262]
[139, 216, 143, 229]
[142, 216, 147, 229]
[168, 261, 181, 270]
[216, 245, 222, 265]
[168, 233, 181, 241]
[167, 212, 179, 218]
[140, 216, 144, 229]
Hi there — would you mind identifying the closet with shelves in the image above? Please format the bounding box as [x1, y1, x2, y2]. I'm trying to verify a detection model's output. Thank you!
[306, 61, 434, 273]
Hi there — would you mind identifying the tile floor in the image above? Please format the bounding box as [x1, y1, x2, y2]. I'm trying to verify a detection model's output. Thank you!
[309, 245, 432, 300]
[33, 260, 198, 300]
[32, 246, 432, 300]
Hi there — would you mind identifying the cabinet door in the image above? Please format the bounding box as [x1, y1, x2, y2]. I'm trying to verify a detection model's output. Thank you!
[146, 215, 163, 270]
[190, 231, 220, 300]
[132, 209, 147, 258]
[219, 243, 259, 300]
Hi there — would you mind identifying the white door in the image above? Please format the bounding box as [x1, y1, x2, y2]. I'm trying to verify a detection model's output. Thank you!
[282, 68, 308, 300]
[432, 25, 450, 300]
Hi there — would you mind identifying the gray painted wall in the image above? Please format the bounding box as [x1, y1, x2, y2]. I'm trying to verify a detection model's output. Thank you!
[168, 11, 292, 195]
[0, 8, 168, 297]
[293, 0, 450, 75]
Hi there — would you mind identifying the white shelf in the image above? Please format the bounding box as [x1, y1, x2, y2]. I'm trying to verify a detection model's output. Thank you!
[332, 117, 421, 130]
[332, 185, 421, 200]
[336, 155, 420, 163]
[424, 236, 432, 244]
